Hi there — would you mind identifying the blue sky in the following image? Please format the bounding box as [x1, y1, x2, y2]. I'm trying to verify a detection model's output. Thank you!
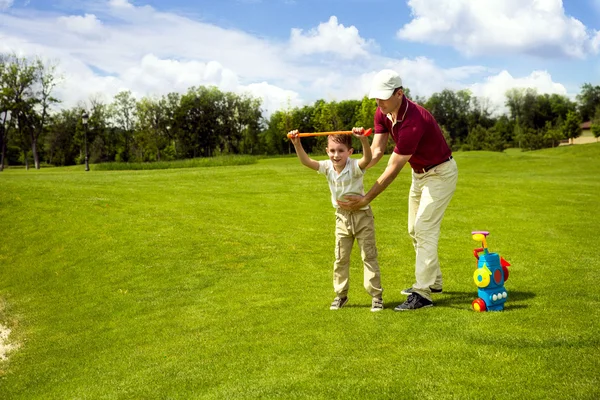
[1, 0, 599, 116]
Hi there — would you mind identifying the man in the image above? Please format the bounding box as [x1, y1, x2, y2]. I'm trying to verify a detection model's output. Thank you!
[337, 69, 458, 311]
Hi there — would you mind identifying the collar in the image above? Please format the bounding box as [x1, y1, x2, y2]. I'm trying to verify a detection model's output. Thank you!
[332, 158, 352, 176]
[386, 96, 409, 126]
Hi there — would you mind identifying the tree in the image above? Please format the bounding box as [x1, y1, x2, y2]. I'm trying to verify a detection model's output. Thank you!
[236, 94, 262, 155]
[562, 110, 582, 144]
[162, 92, 181, 158]
[492, 115, 514, 146]
[355, 96, 376, 130]
[0, 111, 8, 171]
[591, 106, 600, 141]
[276, 98, 295, 154]
[543, 121, 564, 148]
[110, 90, 137, 161]
[136, 96, 168, 161]
[0, 55, 9, 171]
[576, 83, 600, 122]
[0, 54, 61, 169]
[29, 59, 60, 169]
[548, 93, 576, 125]
[44, 108, 79, 166]
[177, 86, 222, 158]
[425, 89, 471, 148]
[85, 96, 113, 163]
[0, 54, 38, 169]
[465, 125, 487, 151]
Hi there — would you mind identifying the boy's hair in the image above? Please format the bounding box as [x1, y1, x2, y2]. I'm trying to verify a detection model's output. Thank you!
[327, 134, 353, 149]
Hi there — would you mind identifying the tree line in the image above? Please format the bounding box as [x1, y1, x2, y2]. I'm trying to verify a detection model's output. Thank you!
[1, 53, 599, 170]
[266, 85, 600, 155]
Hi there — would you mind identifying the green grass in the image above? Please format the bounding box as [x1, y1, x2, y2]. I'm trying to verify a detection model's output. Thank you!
[1, 143, 599, 399]
[92, 155, 259, 171]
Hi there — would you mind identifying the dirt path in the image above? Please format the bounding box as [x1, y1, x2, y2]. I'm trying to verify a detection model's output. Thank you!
[0, 324, 17, 360]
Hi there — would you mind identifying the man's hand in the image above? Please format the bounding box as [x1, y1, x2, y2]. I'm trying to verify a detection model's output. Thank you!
[337, 195, 369, 211]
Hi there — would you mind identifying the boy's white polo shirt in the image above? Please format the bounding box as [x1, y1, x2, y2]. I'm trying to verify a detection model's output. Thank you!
[318, 158, 369, 210]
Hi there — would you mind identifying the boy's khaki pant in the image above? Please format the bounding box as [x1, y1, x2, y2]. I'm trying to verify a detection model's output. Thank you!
[333, 207, 382, 299]
[408, 158, 458, 301]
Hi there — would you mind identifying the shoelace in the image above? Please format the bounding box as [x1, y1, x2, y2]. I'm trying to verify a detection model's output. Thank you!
[407, 294, 418, 305]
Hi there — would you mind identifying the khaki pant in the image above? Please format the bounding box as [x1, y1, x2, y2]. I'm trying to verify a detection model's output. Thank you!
[408, 158, 458, 301]
[333, 207, 383, 298]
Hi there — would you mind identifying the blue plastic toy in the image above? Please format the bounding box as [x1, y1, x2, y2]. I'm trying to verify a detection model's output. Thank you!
[471, 231, 511, 312]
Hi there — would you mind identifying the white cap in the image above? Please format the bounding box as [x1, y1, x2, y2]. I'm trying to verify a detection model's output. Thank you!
[368, 69, 403, 100]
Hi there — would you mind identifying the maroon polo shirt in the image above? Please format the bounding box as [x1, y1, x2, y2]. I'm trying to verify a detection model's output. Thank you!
[374, 96, 451, 172]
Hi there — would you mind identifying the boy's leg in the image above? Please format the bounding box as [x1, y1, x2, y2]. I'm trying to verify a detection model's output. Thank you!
[355, 208, 383, 299]
[334, 210, 354, 298]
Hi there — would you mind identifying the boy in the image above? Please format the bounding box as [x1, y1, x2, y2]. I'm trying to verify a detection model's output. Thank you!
[288, 129, 384, 312]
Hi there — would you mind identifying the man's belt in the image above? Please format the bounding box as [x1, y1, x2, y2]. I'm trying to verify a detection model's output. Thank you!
[413, 156, 453, 174]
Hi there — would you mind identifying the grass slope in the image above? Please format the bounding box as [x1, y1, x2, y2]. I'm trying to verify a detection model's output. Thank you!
[1, 144, 599, 399]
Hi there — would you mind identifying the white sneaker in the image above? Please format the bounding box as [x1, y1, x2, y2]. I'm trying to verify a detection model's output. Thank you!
[330, 296, 348, 310]
[371, 297, 384, 312]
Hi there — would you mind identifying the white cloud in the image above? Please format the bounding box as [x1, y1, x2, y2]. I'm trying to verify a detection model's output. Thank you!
[289, 16, 372, 59]
[108, 0, 134, 9]
[0, 1, 311, 115]
[469, 70, 567, 114]
[121, 55, 241, 94]
[354, 61, 567, 116]
[244, 82, 302, 116]
[398, 0, 597, 58]
[57, 14, 103, 35]
[0, 1, 584, 119]
[0, 0, 13, 10]
[375, 57, 488, 98]
[592, 31, 600, 54]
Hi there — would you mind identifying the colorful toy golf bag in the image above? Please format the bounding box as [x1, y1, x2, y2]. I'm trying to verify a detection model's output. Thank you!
[471, 231, 511, 312]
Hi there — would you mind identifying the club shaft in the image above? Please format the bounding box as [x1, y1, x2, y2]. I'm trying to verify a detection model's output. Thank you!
[287, 128, 372, 138]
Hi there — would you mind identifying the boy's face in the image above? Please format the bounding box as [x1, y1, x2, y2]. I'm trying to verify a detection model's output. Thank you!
[326, 138, 353, 171]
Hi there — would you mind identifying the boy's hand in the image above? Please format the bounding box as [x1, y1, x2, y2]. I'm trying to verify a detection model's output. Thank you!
[352, 127, 370, 143]
[288, 129, 300, 145]
[352, 127, 367, 138]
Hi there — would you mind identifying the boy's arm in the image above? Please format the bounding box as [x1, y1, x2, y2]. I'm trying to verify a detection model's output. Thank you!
[289, 130, 320, 171]
[352, 127, 386, 169]
[356, 134, 372, 170]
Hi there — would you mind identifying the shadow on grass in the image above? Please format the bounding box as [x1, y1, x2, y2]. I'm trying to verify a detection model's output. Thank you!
[324, 291, 536, 311]
[433, 290, 536, 310]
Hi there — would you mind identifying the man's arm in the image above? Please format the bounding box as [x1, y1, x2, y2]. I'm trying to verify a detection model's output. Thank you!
[367, 132, 389, 169]
[364, 152, 411, 202]
[337, 152, 412, 210]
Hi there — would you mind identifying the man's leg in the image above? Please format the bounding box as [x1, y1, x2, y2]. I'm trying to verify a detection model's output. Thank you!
[409, 160, 458, 301]
[407, 180, 442, 293]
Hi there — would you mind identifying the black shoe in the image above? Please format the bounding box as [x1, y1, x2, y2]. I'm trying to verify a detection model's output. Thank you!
[394, 293, 433, 311]
[401, 286, 442, 295]
[330, 296, 348, 310]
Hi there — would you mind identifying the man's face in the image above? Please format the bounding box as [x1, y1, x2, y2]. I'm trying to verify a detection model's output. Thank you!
[376, 89, 403, 114]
